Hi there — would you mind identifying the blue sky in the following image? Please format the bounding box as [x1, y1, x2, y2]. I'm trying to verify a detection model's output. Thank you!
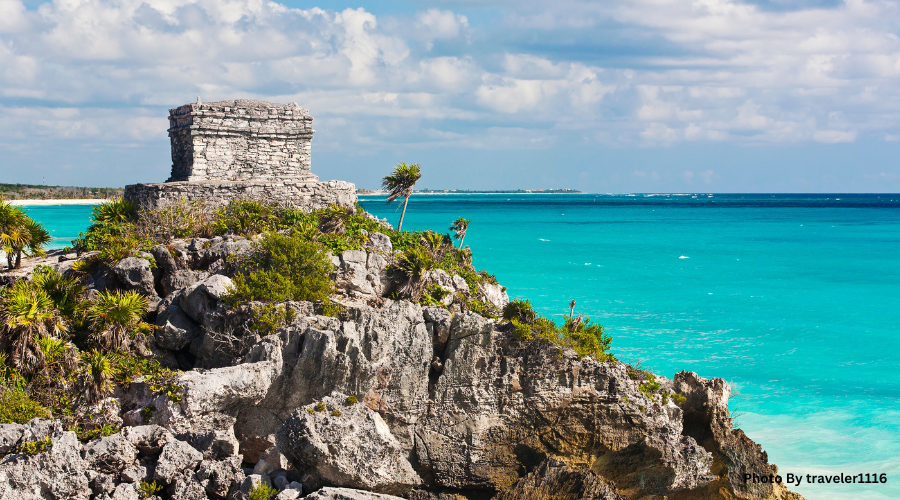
[1, 0, 899, 192]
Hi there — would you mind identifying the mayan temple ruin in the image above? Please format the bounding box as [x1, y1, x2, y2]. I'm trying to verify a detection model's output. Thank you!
[125, 99, 356, 210]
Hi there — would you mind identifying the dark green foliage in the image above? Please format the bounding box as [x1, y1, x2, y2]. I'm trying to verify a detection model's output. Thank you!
[250, 303, 296, 336]
[212, 199, 306, 236]
[507, 307, 613, 362]
[346, 395, 358, 405]
[223, 232, 335, 306]
[420, 285, 450, 307]
[673, 393, 687, 404]
[73, 424, 119, 441]
[140, 405, 156, 423]
[315, 402, 326, 412]
[331, 409, 342, 417]
[0, 389, 51, 424]
[503, 299, 537, 324]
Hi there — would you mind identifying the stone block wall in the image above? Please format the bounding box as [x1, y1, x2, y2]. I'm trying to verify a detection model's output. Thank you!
[168, 99, 315, 182]
[125, 180, 357, 212]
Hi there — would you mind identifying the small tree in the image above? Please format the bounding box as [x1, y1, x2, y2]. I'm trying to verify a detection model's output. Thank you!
[0, 199, 51, 269]
[450, 217, 471, 248]
[381, 163, 422, 231]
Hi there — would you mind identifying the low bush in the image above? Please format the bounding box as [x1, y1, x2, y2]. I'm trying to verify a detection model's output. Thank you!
[249, 482, 279, 500]
[19, 436, 52, 455]
[135, 197, 214, 242]
[0, 389, 51, 424]
[138, 480, 163, 499]
[223, 232, 335, 306]
[507, 306, 613, 361]
[249, 303, 296, 336]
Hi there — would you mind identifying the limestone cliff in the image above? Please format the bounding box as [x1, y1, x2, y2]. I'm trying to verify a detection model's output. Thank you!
[0, 230, 805, 500]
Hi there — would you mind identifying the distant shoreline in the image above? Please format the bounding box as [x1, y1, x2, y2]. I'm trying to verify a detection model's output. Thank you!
[9, 199, 110, 206]
[358, 192, 582, 196]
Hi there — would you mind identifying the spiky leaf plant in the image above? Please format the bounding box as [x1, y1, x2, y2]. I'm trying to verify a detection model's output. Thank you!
[87, 290, 147, 351]
[381, 162, 421, 231]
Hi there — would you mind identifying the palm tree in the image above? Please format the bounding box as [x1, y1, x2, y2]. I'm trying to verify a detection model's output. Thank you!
[81, 349, 113, 404]
[0, 282, 68, 376]
[91, 198, 137, 225]
[31, 266, 85, 322]
[86, 290, 148, 351]
[394, 247, 434, 301]
[0, 200, 51, 269]
[381, 163, 422, 231]
[449, 217, 471, 248]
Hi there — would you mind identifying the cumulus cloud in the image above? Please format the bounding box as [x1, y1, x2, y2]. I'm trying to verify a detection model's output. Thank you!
[2, 0, 900, 171]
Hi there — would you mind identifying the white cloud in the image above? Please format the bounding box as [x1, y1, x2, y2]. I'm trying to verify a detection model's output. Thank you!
[0, 0, 899, 163]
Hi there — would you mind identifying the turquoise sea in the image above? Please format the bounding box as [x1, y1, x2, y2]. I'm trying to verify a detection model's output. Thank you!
[25, 194, 900, 500]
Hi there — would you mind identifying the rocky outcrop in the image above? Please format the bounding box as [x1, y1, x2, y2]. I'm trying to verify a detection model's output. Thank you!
[0, 420, 92, 500]
[277, 395, 422, 494]
[494, 458, 626, 500]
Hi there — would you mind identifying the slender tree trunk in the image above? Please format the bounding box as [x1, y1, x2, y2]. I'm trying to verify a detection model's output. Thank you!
[398, 196, 410, 231]
[14, 249, 21, 269]
[459, 233, 465, 248]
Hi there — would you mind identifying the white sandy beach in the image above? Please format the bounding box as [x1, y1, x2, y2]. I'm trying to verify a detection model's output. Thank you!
[8, 198, 110, 206]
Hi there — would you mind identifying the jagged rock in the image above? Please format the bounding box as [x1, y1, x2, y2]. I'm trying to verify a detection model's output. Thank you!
[120, 464, 147, 483]
[168, 471, 208, 500]
[305, 487, 406, 500]
[153, 439, 203, 484]
[259, 444, 291, 471]
[0, 424, 25, 454]
[234, 407, 281, 464]
[181, 274, 233, 323]
[276, 489, 302, 500]
[240, 473, 272, 495]
[422, 306, 452, 347]
[161, 269, 197, 297]
[414, 329, 715, 496]
[338, 249, 375, 297]
[495, 458, 626, 500]
[0, 426, 91, 499]
[150, 245, 178, 274]
[366, 232, 392, 254]
[477, 282, 508, 310]
[206, 239, 253, 264]
[122, 425, 173, 455]
[276, 395, 422, 495]
[448, 310, 493, 340]
[111, 482, 140, 500]
[91, 473, 117, 495]
[114, 257, 158, 298]
[154, 303, 201, 350]
[82, 433, 138, 474]
[133, 337, 282, 459]
[253, 458, 274, 474]
[195, 456, 245, 498]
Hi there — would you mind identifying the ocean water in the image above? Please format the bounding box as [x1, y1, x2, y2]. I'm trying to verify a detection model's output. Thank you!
[358, 194, 900, 500]
[24, 194, 900, 499]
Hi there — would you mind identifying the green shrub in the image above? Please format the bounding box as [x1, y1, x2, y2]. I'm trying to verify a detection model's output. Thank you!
[138, 480, 163, 499]
[19, 436, 52, 455]
[250, 303, 296, 336]
[331, 409, 342, 417]
[673, 393, 687, 404]
[315, 402, 326, 412]
[503, 299, 536, 324]
[140, 405, 156, 423]
[508, 311, 613, 362]
[0, 389, 51, 424]
[223, 232, 335, 306]
[249, 482, 279, 500]
[346, 395, 358, 405]
[563, 315, 612, 361]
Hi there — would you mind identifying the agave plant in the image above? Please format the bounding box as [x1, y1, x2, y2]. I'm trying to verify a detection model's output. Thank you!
[381, 163, 422, 231]
[394, 247, 434, 301]
[87, 290, 148, 351]
[81, 349, 113, 404]
[449, 217, 471, 248]
[0, 282, 68, 376]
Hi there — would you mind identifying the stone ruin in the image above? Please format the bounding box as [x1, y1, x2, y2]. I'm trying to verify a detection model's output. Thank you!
[125, 99, 356, 210]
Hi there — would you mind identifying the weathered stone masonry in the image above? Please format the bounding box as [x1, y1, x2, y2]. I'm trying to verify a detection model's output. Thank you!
[126, 99, 355, 210]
